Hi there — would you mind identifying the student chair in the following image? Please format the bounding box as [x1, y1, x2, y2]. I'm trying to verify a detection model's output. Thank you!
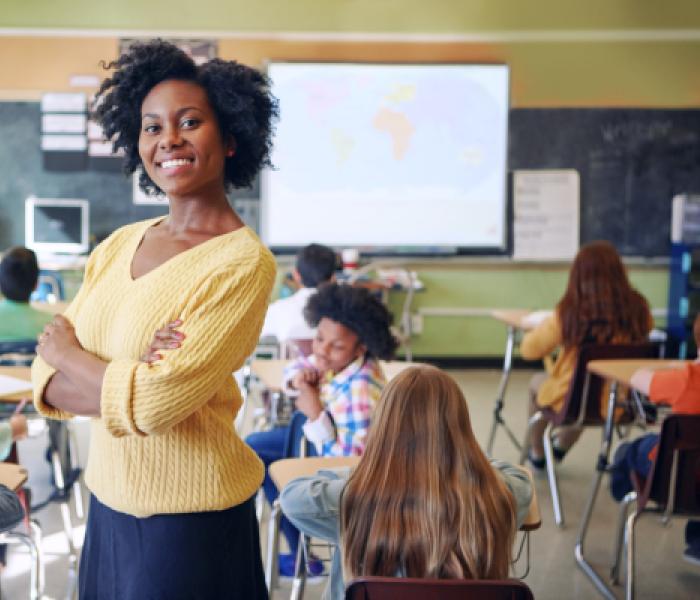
[0, 342, 84, 574]
[0, 464, 43, 600]
[265, 411, 314, 594]
[520, 343, 658, 528]
[0, 340, 37, 366]
[610, 414, 700, 600]
[345, 577, 534, 600]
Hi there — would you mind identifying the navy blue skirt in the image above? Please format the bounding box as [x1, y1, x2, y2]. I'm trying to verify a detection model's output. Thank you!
[79, 494, 267, 600]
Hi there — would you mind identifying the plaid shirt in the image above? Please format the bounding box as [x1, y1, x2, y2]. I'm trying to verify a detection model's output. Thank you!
[283, 354, 385, 456]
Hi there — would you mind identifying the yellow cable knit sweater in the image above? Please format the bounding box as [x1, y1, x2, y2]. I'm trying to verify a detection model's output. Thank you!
[31, 217, 275, 517]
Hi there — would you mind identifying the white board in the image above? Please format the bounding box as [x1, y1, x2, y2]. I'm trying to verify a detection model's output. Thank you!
[262, 62, 509, 251]
[513, 169, 580, 261]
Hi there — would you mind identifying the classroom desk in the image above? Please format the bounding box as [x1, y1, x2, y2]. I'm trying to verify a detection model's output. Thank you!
[574, 358, 688, 600]
[250, 359, 422, 393]
[487, 309, 551, 456]
[0, 366, 32, 403]
[0, 462, 29, 492]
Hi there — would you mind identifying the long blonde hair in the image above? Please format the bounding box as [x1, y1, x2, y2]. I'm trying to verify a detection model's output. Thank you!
[340, 365, 516, 581]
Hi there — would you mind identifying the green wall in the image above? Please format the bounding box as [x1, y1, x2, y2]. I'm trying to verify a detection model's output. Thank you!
[386, 263, 668, 357]
[3, 1, 700, 32]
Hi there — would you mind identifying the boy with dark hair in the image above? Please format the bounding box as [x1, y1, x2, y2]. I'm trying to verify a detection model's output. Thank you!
[259, 243, 337, 342]
[610, 314, 700, 566]
[0, 247, 52, 341]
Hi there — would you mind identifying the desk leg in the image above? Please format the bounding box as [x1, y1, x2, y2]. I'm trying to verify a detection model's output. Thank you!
[574, 381, 618, 600]
[487, 325, 522, 456]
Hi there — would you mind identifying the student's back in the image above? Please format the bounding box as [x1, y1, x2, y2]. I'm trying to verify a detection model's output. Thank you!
[0, 247, 52, 342]
[260, 243, 337, 344]
[281, 366, 532, 599]
[520, 241, 652, 466]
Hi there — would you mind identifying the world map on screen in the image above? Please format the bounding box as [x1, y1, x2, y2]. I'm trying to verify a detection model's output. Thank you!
[263, 63, 509, 249]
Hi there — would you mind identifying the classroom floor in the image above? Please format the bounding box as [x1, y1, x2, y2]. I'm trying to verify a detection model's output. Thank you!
[2, 369, 698, 599]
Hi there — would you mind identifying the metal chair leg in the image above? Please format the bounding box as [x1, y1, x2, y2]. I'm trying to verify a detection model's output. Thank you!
[625, 509, 641, 600]
[265, 500, 282, 592]
[290, 533, 307, 600]
[519, 410, 544, 465]
[611, 491, 636, 584]
[543, 421, 564, 527]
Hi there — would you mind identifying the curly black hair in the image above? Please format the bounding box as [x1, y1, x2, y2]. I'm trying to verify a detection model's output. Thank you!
[93, 39, 278, 194]
[304, 283, 399, 360]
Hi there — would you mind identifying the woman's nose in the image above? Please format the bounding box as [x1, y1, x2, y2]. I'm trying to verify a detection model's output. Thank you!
[158, 126, 183, 150]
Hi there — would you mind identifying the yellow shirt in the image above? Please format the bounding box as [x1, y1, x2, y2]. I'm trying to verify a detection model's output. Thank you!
[520, 314, 575, 412]
[31, 218, 275, 517]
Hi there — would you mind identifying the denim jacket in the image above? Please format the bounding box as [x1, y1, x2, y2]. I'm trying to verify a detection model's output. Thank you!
[279, 459, 533, 600]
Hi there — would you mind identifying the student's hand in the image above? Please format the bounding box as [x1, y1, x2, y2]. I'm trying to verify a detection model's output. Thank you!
[9, 414, 28, 441]
[295, 386, 324, 421]
[37, 315, 83, 370]
[292, 369, 320, 391]
[140, 320, 185, 364]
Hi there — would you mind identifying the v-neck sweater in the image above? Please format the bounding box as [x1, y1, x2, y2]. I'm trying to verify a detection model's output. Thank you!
[31, 217, 276, 517]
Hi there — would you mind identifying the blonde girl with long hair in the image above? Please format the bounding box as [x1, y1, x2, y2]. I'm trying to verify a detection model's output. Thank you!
[280, 365, 532, 600]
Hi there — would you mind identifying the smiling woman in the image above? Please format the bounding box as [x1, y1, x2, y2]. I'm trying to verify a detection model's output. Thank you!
[30, 40, 278, 600]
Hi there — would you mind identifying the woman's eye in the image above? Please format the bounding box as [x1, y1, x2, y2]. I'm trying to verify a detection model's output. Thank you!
[181, 118, 199, 128]
[143, 124, 160, 134]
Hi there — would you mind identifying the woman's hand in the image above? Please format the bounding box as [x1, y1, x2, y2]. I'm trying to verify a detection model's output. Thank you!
[36, 315, 83, 370]
[140, 319, 185, 364]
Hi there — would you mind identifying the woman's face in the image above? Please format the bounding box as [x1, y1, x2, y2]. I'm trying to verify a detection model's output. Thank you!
[138, 79, 231, 200]
[312, 317, 365, 374]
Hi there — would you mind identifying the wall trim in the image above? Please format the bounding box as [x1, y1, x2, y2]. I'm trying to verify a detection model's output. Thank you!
[2, 28, 700, 43]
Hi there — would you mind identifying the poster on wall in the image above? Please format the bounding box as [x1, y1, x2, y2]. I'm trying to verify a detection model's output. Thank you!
[513, 169, 580, 261]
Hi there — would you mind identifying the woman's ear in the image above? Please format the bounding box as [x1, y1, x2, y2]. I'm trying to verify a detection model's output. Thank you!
[355, 342, 367, 359]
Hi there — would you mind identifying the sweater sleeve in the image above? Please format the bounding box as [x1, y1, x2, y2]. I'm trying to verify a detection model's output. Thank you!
[100, 250, 275, 437]
[520, 314, 562, 361]
[31, 245, 102, 421]
[490, 459, 534, 530]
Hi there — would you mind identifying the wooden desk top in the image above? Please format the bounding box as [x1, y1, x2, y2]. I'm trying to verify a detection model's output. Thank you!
[250, 359, 423, 391]
[270, 457, 541, 532]
[491, 309, 553, 331]
[269, 456, 360, 491]
[0, 463, 28, 492]
[0, 366, 32, 403]
[587, 359, 690, 390]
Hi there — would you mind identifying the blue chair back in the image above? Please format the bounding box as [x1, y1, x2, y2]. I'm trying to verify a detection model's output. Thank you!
[283, 411, 318, 458]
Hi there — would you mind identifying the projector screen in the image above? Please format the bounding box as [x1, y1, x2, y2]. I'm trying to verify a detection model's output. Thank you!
[261, 62, 509, 252]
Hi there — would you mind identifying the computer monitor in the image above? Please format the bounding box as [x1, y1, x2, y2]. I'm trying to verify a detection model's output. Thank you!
[25, 197, 89, 256]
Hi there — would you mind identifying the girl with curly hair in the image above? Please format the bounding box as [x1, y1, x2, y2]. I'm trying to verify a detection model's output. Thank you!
[280, 365, 532, 600]
[520, 240, 653, 468]
[31, 40, 277, 599]
[246, 282, 398, 575]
